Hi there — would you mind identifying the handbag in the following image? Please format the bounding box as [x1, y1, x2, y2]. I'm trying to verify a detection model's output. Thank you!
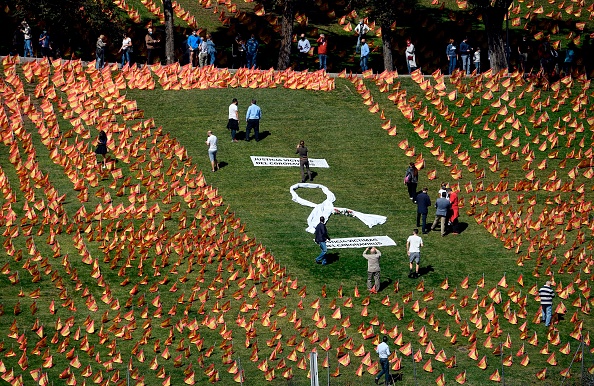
[407, 55, 413, 60]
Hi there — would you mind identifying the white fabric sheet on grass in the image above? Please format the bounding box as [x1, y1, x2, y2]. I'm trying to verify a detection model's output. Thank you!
[290, 183, 387, 233]
[251, 156, 329, 168]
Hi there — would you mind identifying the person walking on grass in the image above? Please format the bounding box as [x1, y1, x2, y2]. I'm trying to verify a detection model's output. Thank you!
[431, 191, 450, 236]
[95, 130, 108, 168]
[539, 280, 555, 327]
[314, 216, 330, 265]
[404, 162, 418, 202]
[205, 130, 219, 172]
[416, 187, 431, 234]
[374, 336, 390, 385]
[406, 228, 423, 278]
[363, 247, 381, 293]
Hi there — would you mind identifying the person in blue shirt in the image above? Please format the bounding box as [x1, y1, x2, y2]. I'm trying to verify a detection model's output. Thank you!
[39, 30, 51, 59]
[446, 39, 457, 75]
[245, 99, 262, 142]
[563, 43, 575, 75]
[206, 34, 217, 66]
[187, 30, 201, 67]
[459, 37, 472, 75]
[360, 38, 370, 72]
[246, 34, 259, 69]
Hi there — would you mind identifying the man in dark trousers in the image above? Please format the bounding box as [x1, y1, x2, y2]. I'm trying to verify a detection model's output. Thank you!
[314, 216, 330, 265]
[431, 191, 450, 236]
[538, 280, 555, 327]
[416, 187, 431, 234]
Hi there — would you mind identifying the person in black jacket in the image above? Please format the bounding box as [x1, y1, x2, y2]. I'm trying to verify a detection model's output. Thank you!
[416, 187, 431, 234]
[314, 216, 330, 265]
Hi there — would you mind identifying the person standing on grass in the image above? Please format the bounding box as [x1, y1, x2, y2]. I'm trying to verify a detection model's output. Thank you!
[404, 162, 418, 202]
[539, 280, 555, 327]
[374, 336, 391, 385]
[198, 38, 209, 68]
[406, 228, 423, 278]
[416, 187, 431, 234]
[95, 130, 108, 168]
[245, 99, 262, 142]
[39, 30, 51, 59]
[355, 20, 370, 53]
[360, 38, 370, 72]
[473, 47, 481, 74]
[206, 130, 219, 172]
[314, 216, 330, 265]
[363, 247, 381, 293]
[317, 33, 328, 70]
[448, 190, 460, 234]
[227, 98, 239, 142]
[431, 192, 450, 236]
[296, 140, 312, 182]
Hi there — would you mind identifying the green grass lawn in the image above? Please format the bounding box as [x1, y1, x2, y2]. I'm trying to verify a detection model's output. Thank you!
[0, 58, 592, 386]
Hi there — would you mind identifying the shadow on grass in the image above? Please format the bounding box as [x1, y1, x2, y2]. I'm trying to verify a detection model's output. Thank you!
[323, 252, 340, 265]
[217, 161, 229, 170]
[378, 278, 393, 292]
[418, 265, 435, 277]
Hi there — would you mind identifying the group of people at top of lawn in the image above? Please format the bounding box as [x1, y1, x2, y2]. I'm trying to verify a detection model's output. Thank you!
[404, 162, 460, 237]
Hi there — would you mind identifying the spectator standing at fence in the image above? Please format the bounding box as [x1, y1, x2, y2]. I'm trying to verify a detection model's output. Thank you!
[119, 33, 132, 67]
[517, 36, 529, 73]
[317, 34, 328, 70]
[21, 21, 33, 57]
[187, 30, 201, 67]
[198, 38, 209, 67]
[145, 27, 160, 65]
[355, 20, 370, 53]
[405, 38, 417, 74]
[459, 37, 472, 75]
[39, 30, 51, 58]
[96, 35, 106, 70]
[446, 38, 457, 75]
[246, 34, 259, 69]
[360, 38, 370, 72]
[473, 47, 481, 74]
[206, 34, 217, 66]
[297, 34, 311, 71]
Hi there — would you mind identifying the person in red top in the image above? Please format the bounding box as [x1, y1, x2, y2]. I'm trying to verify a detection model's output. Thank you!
[448, 190, 460, 234]
[317, 34, 328, 70]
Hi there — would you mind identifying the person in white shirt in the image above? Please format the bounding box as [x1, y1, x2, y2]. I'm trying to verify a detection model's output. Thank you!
[406, 228, 423, 278]
[405, 38, 417, 74]
[205, 131, 219, 172]
[355, 20, 370, 52]
[227, 98, 239, 142]
[374, 336, 391, 384]
[198, 38, 209, 67]
[297, 34, 311, 71]
[119, 33, 132, 66]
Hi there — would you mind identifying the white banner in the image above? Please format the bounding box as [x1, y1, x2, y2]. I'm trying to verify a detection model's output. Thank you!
[251, 156, 330, 168]
[321, 236, 397, 249]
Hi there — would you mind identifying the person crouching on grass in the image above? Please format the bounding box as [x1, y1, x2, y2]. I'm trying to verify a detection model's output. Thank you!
[363, 247, 381, 293]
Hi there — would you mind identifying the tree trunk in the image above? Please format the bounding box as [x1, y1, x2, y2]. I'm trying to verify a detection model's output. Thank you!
[163, 0, 175, 64]
[277, 0, 295, 70]
[380, 24, 393, 71]
[482, 5, 508, 73]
